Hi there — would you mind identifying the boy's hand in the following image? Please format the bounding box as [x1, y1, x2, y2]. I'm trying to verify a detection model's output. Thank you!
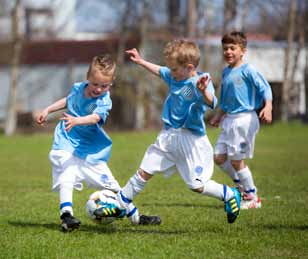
[36, 109, 49, 126]
[209, 114, 222, 127]
[125, 48, 143, 64]
[197, 75, 211, 94]
[259, 106, 272, 123]
[60, 112, 78, 132]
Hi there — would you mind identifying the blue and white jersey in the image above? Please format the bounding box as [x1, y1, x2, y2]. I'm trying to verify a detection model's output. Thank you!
[159, 66, 217, 136]
[220, 63, 272, 114]
[52, 81, 112, 164]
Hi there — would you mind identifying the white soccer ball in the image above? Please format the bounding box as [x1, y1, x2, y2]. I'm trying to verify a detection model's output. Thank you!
[85, 190, 125, 225]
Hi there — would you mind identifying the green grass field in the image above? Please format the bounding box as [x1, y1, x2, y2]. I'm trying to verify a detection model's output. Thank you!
[0, 122, 308, 259]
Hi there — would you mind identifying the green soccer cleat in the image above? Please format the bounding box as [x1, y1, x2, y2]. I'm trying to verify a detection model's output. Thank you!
[224, 187, 241, 224]
[94, 203, 126, 219]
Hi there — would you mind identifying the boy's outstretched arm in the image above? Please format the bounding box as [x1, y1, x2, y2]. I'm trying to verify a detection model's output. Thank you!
[126, 48, 161, 76]
[259, 100, 272, 123]
[36, 97, 67, 125]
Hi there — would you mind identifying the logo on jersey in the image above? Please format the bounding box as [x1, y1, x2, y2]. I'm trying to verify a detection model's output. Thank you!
[86, 103, 97, 114]
[181, 85, 194, 100]
[233, 75, 244, 87]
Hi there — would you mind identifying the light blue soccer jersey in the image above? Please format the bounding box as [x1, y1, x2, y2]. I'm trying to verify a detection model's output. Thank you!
[220, 63, 272, 114]
[52, 81, 112, 164]
[159, 66, 217, 135]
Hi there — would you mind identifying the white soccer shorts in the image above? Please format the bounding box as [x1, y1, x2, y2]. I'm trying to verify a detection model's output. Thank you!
[214, 111, 260, 160]
[49, 149, 121, 192]
[139, 128, 214, 190]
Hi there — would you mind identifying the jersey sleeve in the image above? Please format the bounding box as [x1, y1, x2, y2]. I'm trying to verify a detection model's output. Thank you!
[247, 65, 273, 101]
[93, 93, 112, 124]
[67, 82, 81, 97]
[159, 66, 172, 86]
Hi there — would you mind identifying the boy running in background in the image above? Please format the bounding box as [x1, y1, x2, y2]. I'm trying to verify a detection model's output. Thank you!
[36, 54, 160, 231]
[210, 31, 273, 209]
[117, 39, 241, 224]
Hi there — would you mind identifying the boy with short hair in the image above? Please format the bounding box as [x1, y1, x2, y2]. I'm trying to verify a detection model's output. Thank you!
[117, 39, 241, 224]
[210, 31, 273, 209]
[36, 54, 160, 231]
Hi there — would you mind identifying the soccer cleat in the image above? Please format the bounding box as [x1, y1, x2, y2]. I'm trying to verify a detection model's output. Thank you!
[60, 212, 81, 232]
[93, 204, 126, 219]
[139, 215, 161, 225]
[241, 193, 261, 209]
[224, 187, 241, 224]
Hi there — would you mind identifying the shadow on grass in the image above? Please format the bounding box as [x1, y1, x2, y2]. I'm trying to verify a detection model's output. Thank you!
[8, 220, 186, 235]
[262, 223, 308, 231]
[9, 221, 60, 231]
[141, 202, 221, 210]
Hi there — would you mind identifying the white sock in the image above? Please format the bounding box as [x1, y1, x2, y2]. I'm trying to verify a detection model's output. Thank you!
[126, 202, 140, 225]
[122, 171, 147, 201]
[202, 180, 235, 202]
[59, 182, 73, 215]
[237, 166, 257, 197]
[219, 160, 240, 185]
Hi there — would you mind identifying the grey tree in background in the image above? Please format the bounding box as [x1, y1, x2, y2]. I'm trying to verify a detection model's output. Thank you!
[5, 0, 22, 136]
[281, 0, 296, 122]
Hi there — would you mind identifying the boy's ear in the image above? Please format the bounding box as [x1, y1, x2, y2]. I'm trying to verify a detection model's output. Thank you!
[187, 63, 195, 71]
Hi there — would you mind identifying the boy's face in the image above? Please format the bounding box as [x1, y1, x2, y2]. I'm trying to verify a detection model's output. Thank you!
[166, 61, 195, 81]
[222, 43, 246, 67]
[85, 69, 114, 98]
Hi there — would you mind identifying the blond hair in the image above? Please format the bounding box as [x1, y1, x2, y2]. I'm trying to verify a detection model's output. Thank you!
[163, 39, 200, 67]
[87, 54, 116, 78]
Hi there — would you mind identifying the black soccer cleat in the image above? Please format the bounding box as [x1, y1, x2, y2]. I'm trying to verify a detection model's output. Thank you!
[139, 215, 161, 225]
[60, 212, 81, 232]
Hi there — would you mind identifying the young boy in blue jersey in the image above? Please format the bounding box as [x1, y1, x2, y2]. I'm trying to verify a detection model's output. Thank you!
[210, 31, 273, 209]
[117, 39, 241, 224]
[36, 54, 160, 231]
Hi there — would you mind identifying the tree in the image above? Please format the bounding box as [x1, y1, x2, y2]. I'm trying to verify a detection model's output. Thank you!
[5, 0, 22, 136]
[187, 0, 197, 38]
[281, 0, 296, 122]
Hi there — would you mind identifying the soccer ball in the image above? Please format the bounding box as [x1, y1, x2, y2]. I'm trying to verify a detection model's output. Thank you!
[85, 189, 125, 225]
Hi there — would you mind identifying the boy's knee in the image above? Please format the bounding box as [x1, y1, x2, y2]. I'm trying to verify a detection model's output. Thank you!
[214, 154, 227, 165]
[191, 187, 204, 193]
[230, 160, 245, 171]
[138, 169, 152, 181]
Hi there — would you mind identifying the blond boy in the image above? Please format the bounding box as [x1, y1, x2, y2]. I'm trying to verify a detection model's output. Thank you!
[117, 39, 241, 224]
[36, 54, 160, 231]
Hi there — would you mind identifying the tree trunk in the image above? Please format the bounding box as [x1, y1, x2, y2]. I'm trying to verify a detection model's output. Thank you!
[281, 0, 296, 122]
[187, 0, 197, 38]
[168, 0, 181, 34]
[216, 0, 237, 95]
[134, 0, 149, 130]
[5, 0, 22, 136]
[304, 2, 308, 121]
